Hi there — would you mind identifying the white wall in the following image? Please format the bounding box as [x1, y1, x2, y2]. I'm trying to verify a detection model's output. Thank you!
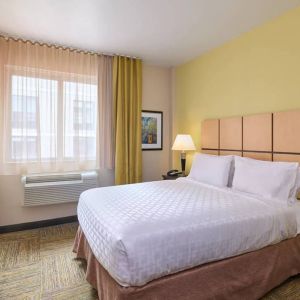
[0, 64, 172, 226]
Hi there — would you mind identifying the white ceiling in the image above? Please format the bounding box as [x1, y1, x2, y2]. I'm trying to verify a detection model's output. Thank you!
[0, 0, 299, 66]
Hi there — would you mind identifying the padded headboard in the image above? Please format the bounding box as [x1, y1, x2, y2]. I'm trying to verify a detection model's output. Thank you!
[201, 110, 300, 163]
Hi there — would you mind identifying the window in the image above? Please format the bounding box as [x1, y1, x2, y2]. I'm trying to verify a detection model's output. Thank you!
[0, 39, 114, 175]
[8, 72, 97, 164]
[64, 81, 97, 160]
[11, 95, 38, 160]
[11, 75, 58, 161]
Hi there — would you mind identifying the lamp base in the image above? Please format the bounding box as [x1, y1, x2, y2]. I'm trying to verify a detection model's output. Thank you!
[180, 152, 186, 176]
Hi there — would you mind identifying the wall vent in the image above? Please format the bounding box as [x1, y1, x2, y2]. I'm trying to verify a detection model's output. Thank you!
[22, 171, 98, 206]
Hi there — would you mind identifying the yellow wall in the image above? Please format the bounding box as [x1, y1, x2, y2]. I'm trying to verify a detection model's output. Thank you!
[174, 6, 300, 168]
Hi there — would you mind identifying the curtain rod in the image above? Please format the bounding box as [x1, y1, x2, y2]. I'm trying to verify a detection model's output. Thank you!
[0, 33, 139, 60]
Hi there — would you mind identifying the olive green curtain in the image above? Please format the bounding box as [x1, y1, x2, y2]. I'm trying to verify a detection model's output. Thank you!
[113, 56, 142, 185]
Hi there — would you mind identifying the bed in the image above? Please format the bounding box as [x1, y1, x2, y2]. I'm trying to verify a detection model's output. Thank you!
[73, 110, 300, 299]
[74, 177, 300, 299]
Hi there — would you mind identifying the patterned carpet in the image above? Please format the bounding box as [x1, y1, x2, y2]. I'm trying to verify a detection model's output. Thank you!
[0, 222, 299, 300]
[0, 223, 97, 300]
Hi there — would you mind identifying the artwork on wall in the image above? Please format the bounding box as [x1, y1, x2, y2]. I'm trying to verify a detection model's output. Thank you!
[142, 110, 163, 150]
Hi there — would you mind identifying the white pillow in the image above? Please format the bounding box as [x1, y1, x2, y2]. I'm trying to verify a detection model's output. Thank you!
[232, 156, 298, 202]
[290, 168, 300, 201]
[188, 153, 233, 187]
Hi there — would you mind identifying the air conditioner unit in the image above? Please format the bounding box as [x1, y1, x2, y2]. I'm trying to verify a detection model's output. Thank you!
[22, 171, 98, 206]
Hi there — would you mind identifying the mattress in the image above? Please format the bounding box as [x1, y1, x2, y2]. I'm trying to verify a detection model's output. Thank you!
[77, 177, 297, 287]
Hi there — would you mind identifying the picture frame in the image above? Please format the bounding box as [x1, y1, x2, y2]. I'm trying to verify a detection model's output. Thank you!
[142, 110, 163, 151]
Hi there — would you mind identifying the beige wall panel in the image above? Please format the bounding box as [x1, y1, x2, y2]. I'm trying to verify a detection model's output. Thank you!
[243, 152, 272, 161]
[219, 151, 242, 156]
[201, 119, 219, 149]
[243, 113, 272, 151]
[273, 110, 300, 153]
[201, 149, 219, 155]
[142, 65, 172, 182]
[220, 117, 242, 150]
[273, 154, 300, 163]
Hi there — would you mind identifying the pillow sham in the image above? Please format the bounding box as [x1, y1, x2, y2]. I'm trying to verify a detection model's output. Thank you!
[188, 153, 233, 187]
[232, 156, 298, 203]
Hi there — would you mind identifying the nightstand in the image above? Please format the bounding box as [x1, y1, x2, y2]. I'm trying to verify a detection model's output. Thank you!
[162, 174, 186, 180]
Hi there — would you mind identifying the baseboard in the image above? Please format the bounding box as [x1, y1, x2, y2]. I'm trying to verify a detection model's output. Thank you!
[0, 215, 78, 234]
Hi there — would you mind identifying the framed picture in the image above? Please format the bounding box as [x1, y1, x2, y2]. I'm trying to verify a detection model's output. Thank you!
[142, 110, 163, 150]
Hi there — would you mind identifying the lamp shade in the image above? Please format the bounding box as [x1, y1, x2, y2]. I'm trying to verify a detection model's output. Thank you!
[172, 134, 196, 151]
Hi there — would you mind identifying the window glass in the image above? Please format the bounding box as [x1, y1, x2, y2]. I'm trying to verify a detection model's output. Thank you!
[9, 74, 97, 162]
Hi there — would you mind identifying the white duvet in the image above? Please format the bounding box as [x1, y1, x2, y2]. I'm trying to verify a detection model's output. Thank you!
[77, 178, 297, 287]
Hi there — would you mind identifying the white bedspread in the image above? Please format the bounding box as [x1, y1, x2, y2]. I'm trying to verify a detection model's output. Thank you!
[77, 178, 297, 287]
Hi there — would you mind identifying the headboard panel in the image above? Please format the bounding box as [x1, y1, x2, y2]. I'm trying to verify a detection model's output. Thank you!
[243, 152, 272, 161]
[243, 113, 272, 152]
[219, 117, 242, 152]
[202, 150, 219, 155]
[219, 150, 242, 156]
[272, 110, 300, 163]
[201, 119, 219, 150]
[201, 109, 300, 162]
[273, 154, 300, 163]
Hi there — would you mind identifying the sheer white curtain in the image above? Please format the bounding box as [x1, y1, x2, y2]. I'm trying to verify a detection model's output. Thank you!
[0, 36, 113, 174]
[98, 55, 114, 170]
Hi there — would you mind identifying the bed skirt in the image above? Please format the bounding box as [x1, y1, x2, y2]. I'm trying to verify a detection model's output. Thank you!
[73, 226, 300, 300]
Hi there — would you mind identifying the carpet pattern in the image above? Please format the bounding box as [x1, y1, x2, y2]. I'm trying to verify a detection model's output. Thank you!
[0, 222, 299, 300]
[0, 223, 97, 300]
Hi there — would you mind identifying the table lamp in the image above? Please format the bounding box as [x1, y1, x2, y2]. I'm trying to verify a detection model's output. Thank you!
[172, 134, 196, 176]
